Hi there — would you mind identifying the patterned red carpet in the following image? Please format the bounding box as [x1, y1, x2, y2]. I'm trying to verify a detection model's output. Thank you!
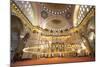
[12, 57, 95, 66]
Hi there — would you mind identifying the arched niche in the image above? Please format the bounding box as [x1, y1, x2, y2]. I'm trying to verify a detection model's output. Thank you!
[11, 15, 24, 62]
[87, 16, 95, 55]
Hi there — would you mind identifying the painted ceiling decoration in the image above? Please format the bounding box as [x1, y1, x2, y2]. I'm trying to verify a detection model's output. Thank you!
[40, 3, 75, 31]
[12, 0, 93, 30]
[43, 15, 71, 31]
[41, 3, 74, 15]
[11, 1, 94, 37]
[11, 0, 94, 35]
[41, 10, 48, 19]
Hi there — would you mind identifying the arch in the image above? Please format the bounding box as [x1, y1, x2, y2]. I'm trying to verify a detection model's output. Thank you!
[11, 15, 24, 33]
[11, 15, 24, 62]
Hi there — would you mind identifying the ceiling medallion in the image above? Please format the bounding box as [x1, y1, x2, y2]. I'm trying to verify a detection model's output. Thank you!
[51, 19, 61, 24]
[43, 15, 71, 31]
[41, 10, 48, 19]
